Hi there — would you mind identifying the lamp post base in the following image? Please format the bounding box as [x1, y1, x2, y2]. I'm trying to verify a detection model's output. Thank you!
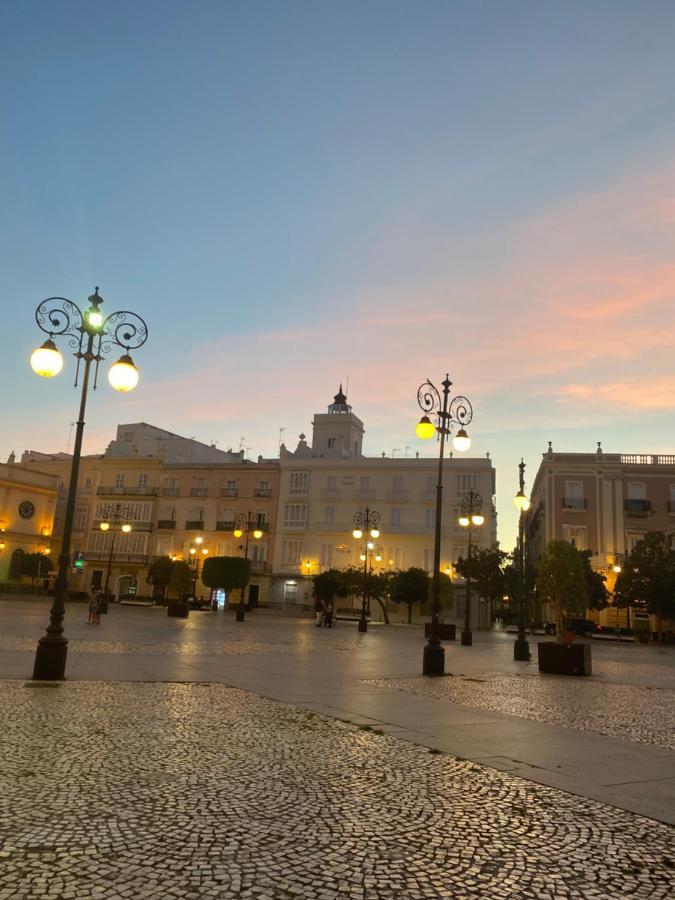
[357, 617, 368, 633]
[460, 629, 473, 646]
[235, 606, 245, 622]
[422, 642, 445, 676]
[33, 636, 68, 681]
[513, 637, 531, 661]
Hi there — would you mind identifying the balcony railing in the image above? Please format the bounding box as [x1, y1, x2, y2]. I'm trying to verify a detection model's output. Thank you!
[156, 520, 176, 529]
[161, 487, 180, 496]
[221, 487, 238, 497]
[625, 499, 651, 515]
[562, 497, 588, 509]
[216, 520, 235, 532]
[93, 519, 154, 532]
[250, 559, 269, 572]
[96, 486, 158, 496]
[85, 551, 148, 563]
[254, 488, 272, 497]
[419, 490, 436, 502]
[190, 487, 207, 497]
[185, 520, 205, 530]
[621, 454, 675, 465]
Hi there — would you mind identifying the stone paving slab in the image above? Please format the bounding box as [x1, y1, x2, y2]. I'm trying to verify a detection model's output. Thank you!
[1, 680, 674, 900]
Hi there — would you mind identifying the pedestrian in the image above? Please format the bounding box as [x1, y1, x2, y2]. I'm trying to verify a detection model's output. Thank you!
[87, 588, 98, 623]
[94, 589, 104, 625]
[315, 597, 324, 627]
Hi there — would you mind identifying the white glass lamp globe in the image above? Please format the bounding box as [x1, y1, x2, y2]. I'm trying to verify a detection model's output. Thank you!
[352, 528, 363, 540]
[513, 490, 530, 511]
[452, 428, 471, 452]
[458, 515, 470, 527]
[108, 354, 139, 392]
[370, 527, 380, 539]
[233, 528, 243, 539]
[121, 524, 132, 533]
[99, 522, 110, 532]
[31, 340, 64, 378]
[472, 513, 485, 526]
[253, 529, 263, 539]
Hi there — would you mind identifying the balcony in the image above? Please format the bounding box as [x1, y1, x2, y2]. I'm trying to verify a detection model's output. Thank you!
[216, 520, 235, 532]
[97, 486, 158, 496]
[562, 497, 588, 510]
[85, 551, 148, 564]
[156, 520, 176, 530]
[221, 487, 238, 497]
[190, 487, 207, 497]
[161, 487, 180, 496]
[254, 487, 272, 497]
[185, 520, 205, 530]
[93, 519, 154, 532]
[625, 499, 651, 516]
[250, 559, 270, 572]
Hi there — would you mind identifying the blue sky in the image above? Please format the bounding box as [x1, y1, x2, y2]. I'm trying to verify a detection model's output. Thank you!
[2, 1, 675, 546]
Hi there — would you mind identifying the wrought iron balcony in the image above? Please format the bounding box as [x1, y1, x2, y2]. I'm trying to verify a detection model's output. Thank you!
[190, 487, 207, 497]
[96, 485, 158, 496]
[216, 520, 235, 531]
[562, 497, 588, 509]
[156, 520, 176, 529]
[161, 487, 180, 496]
[221, 487, 238, 497]
[254, 487, 272, 497]
[625, 499, 651, 515]
[185, 520, 205, 530]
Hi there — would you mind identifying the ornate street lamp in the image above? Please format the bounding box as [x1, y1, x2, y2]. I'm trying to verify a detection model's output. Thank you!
[99, 503, 133, 606]
[513, 459, 531, 661]
[232, 511, 263, 621]
[458, 489, 484, 646]
[188, 535, 209, 596]
[30, 288, 148, 680]
[352, 506, 381, 633]
[415, 374, 473, 675]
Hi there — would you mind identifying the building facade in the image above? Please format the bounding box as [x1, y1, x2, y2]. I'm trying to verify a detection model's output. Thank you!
[0, 458, 58, 584]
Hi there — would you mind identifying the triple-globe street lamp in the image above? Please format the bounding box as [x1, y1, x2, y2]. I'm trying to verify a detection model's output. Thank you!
[415, 374, 473, 676]
[513, 459, 532, 661]
[99, 503, 133, 606]
[188, 536, 209, 597]
[30, 288, 148, 680]
[458, 489, 485, 646]
[352, 506, 381, 633]
[232, 511, 264, 621]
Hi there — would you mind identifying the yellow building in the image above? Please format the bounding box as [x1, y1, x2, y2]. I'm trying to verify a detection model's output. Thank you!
[0, 458, 58, 585]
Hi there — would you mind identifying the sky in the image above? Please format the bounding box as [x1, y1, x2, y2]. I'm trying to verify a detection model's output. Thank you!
[2, 0, 675, 548]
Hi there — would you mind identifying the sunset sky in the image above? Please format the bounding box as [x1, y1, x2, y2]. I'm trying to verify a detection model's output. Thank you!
[2, 1, 675, 546]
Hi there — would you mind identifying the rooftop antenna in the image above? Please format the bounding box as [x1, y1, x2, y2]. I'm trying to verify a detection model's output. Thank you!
[278, 426, 286, 450]
[239, 436, 246, 451]
[404, 446, 411, 458]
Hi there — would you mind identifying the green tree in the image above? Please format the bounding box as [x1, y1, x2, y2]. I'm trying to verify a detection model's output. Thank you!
[20, 552, 55, 586]
[169, 560, 193, 600]
[340, 566, 392, 623]
[201, 556, 251, 606]
[456, 548, 508, 608]
[312, 569, 349, 607]
[390, 567, 430, 624]
[614, 532, 675, 639]
[535, 540, 588, 636]
[147, 557, 174, 597]
[579, 550, 609, 611]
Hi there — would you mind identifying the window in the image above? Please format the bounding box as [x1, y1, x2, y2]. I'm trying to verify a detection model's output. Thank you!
[324, 506, 335, 525]
[187, 506, 204, 522]
[627, 482, 646, 500]
[138, 474, 148, 491]
[360, 476, 370, 493]
[562, 524, 587, 550]
[290, 472, 309, 495]
[83, 476, 92, 490]
[254, 510, 267, 526]
[327, 476, 337, 495]
[283, 504, 307, 528]
[123, 432, 133, 442]
[566, 481, 583, 499]
[386, 546, 403, 569]
[391, 508, 402, 527]
[327, 437, 336, 449]
[223, 480, 237, 496]
[282, 541, 304, 565]
[423, 548, 434, 573]
[425, 508, 435, 529]
[250, 542, 266, 562]
[456, 473, 478, 495]
[74, 505, 88, 531]
[320, 544, 333, 569]
[115, 474, 125, 488]
[393, 476, 404, 492]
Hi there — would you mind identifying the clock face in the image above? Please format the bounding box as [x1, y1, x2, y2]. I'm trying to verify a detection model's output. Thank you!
[19, 500, 35, 519]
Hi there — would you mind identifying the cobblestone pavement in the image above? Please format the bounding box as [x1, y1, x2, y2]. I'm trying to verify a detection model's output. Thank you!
[366, 672, 675, 750]
[1, 681, 674, 900]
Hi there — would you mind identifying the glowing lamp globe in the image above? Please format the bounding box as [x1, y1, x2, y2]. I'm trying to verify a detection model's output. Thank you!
[108, 354, 139, 392]
[189, 548, 196, 555]
[452, 428, 471, 452]
[415, 415, 436, 440]
[121, 524, 132, 533]
[612, 563, 622, 574]
[233, 528, 243, 539]
[375, 554, 382, 562]
[513, 490, 530, 512]
[31, 340, 64, 378]
[253, 529, 263, 539]
[352, 528, 363, 540]
[370, 528, 380, 539]
[472, 513, 485, 526]
[360, 553, 366, 561]
[99, 522, 110, 532]
[86, 309, 104, 330]
[458, 515, 470, 527]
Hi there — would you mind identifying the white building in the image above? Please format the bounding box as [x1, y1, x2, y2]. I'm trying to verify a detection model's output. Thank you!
[270, 388, 496, 627]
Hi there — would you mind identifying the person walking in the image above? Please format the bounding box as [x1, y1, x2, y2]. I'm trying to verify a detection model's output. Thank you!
[93, 588, 104, 625]
[88, 587, 98, 623]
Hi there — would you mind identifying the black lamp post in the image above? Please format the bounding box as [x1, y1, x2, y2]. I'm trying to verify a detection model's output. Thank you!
[458, 489, 484, 646]
[352, 507, 381, 633]
[513, 459, 531, 661]
[415, 374, 474, 676]
[30, 289, 148, 680]
[188, 536, 208, 598]
[233, 511, 264, 621]
[99, 502, 133, 604]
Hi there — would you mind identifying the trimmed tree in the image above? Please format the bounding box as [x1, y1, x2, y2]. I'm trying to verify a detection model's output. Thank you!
[614, 532, 675, 640]
[579, 550, 609, 611]
[169, 561, 194, 600]
[147, 556, 175, 599]
[339, 566, 392, 623]
[312, 569, 348, 607]
[456, 547, 507, 618]
[535, 540, 588, 636]
[390, 567, 430, 624]
[201, 556, 252, 607]
[20, 552, 55, 586]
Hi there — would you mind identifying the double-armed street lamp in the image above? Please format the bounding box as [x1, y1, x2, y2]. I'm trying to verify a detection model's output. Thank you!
[458, 489, 485, 646]
[188, 536, 209, 595]
[415, 374, 474, 676]
[99, 503, 133, 604]
[513, 459, 531, 661]
[232, 512, 264, 621]
[30, 288, 148, 680]
[352, 507, 381, 633]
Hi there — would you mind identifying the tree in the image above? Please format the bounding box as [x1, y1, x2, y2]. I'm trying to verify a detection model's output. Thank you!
[312, 569, 348, 606]
[456, 548, 508, 610]
[390, 567, 430, 624]
[201, 556, 251, 604]
[169, 561, 193, 600]
[614, 532, 675, 638]
[579, 550, 609, 611]
[339, 566, 392, 623]
[535, 540, 588, 635]
[20, 552, 55, 586]
[147, 557, 174, 597]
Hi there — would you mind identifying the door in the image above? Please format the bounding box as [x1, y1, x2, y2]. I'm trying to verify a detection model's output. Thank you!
[248, 584, 260, 608]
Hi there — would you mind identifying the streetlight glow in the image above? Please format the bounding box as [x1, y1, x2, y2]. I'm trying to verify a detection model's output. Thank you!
[458, 515, 470, 527]
[30, 340, 64, 378]
[233, 528, 243, 538]
[108, 354, 139, 392]
[452, 428, 471, 452]
[352, 528, 363, 539]
[513, 489, 530, 511]
[370, 528, 380, 539]
[253, 528, 263, 539]
[121, 524, 132, 533]
[415, 415, 436, 440]
[471, 513, 485, 526]
[99, 522, 110, 532]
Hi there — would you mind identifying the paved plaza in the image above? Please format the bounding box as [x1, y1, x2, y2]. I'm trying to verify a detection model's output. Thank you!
[1, 600, 674, 898]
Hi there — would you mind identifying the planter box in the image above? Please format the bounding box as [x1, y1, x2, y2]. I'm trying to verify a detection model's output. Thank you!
[425, 622, 456, 641]
[167, 603, 189, 619]
[538, 641, 591, 676]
